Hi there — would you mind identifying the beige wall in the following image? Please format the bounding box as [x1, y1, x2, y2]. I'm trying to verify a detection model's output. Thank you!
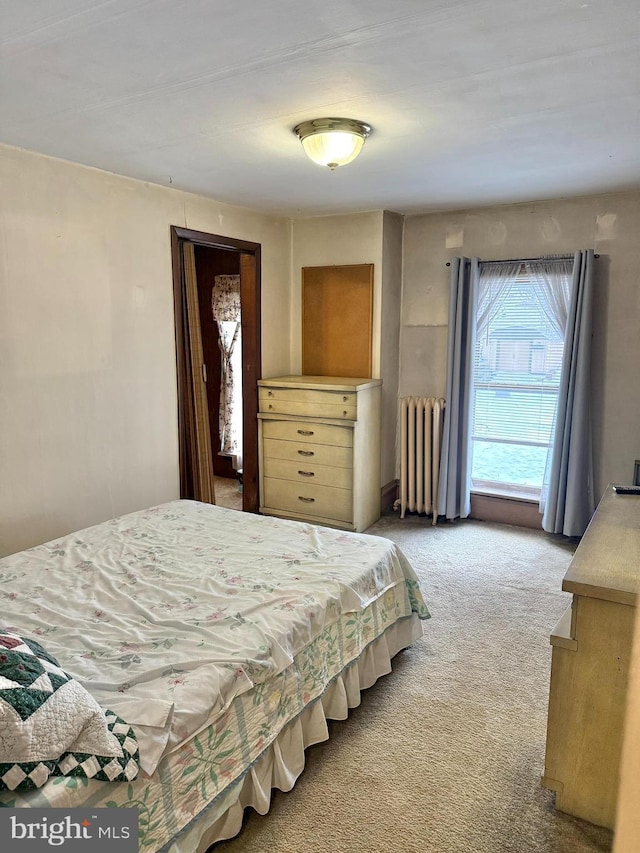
[0, 144, 292, 556]
[290, 211, 384, 376]
[380, 211, 403, 486]
[3, 140, 636, 554]
[401, 191, 640, 499]
[290, 211, 405, 486]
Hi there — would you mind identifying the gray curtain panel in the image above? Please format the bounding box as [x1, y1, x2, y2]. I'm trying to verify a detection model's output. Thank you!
[437, 257, 479, 520]
[540, 250, 595, 537]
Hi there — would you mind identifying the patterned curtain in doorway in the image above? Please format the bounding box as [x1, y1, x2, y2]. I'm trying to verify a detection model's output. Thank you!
[211, 275, 243, 468]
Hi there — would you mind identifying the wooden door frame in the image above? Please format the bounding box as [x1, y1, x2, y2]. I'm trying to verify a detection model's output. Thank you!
[170, 226, 261, 513]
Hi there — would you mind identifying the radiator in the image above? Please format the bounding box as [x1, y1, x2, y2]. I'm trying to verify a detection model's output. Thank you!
[395, 396, 446, 524]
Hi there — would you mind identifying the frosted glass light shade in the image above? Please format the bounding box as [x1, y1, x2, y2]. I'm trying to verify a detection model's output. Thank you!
[301, 131, 364, 168]
[294, 118, 371, 170]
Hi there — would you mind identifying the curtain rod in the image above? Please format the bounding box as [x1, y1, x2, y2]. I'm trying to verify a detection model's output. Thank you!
[445, 254, 599, 267]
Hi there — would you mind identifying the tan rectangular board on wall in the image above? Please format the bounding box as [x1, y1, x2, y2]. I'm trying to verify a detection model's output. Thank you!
[302, 264, 373, 378]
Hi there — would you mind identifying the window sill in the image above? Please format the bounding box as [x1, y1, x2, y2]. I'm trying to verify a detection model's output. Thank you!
[471, 487, 539, 504]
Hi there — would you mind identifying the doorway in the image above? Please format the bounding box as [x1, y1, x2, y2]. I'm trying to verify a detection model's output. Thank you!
[170, 226, 261, 513]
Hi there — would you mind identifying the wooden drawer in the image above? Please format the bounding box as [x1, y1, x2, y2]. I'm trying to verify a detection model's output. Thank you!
[263, 458, 352, 489]
[259, 387, 357, 419]
[261, 418, 353, 448]
[261, 399, 356, 419]
[262, 478, 353, 523]
[263, 437, 352, 469]
[260, 386, 357, 408]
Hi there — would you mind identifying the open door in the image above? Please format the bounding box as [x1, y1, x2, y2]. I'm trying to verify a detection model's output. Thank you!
[180, 241, 216, 503]
[171, 226, 261, 513]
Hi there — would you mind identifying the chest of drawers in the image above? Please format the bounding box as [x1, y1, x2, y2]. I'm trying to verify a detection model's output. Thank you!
[257, 375, 382, 532]
[542, 485, 640, 829]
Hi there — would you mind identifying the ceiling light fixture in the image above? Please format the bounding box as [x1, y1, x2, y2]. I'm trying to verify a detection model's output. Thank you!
[293, 118, 372, 171]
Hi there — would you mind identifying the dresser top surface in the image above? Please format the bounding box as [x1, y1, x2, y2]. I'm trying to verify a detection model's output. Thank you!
[563, 485, 640, 606]
[258, 375, 382, 392]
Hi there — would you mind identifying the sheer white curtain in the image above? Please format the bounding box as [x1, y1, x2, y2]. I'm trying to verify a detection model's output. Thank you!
[476, 261, 523, 337]
[524, 257, 573, 340]
[211, 275, 243, 470]
[476, 260, 523, 381]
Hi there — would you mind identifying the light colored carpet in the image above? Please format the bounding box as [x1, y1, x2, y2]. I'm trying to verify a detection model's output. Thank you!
[214, 477, 242, 512]
[215, 514, 614, 853]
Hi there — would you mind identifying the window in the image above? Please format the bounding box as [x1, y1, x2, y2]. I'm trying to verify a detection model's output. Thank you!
[470, 260, 572, 499]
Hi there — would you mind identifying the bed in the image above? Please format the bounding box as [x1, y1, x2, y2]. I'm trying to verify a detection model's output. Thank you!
[0, 500, 429, 850]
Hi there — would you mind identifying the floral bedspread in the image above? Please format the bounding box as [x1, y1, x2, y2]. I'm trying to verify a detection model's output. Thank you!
[0, 501, 428, 774]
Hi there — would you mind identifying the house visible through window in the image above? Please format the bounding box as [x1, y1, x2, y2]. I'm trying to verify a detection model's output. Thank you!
[471, 259, 573, 499]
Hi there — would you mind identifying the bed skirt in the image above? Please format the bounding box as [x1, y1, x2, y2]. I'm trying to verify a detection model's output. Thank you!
[170, 613, 422, 852]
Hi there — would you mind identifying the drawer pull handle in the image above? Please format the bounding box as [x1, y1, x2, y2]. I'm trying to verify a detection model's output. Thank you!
[297, 450, 314, 457]
[268, 390, 274, 396]
[298, 496, 315, 503]
[343, 396, 348, 402]
[343, 410, 347, 416]
[268, 404, 273, 410]
[298, 470, 314, 477]
[297, 429, 314, 436]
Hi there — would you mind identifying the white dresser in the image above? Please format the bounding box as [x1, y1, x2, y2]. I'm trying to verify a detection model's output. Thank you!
[257, 375, 382, 532]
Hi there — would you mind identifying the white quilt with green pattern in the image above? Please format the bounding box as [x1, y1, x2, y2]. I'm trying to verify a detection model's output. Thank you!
[0, 500, 429, 849]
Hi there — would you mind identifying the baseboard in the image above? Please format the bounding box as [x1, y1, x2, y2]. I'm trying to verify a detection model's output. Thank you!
[381, 480, 399, 515]
[470, 492, 542, 529]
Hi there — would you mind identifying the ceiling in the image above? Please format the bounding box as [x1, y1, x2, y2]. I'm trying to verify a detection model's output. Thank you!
[2, 0, 639, 217]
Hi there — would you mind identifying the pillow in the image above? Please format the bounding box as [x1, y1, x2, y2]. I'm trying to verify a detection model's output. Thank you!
[0, 629, 139, 791]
